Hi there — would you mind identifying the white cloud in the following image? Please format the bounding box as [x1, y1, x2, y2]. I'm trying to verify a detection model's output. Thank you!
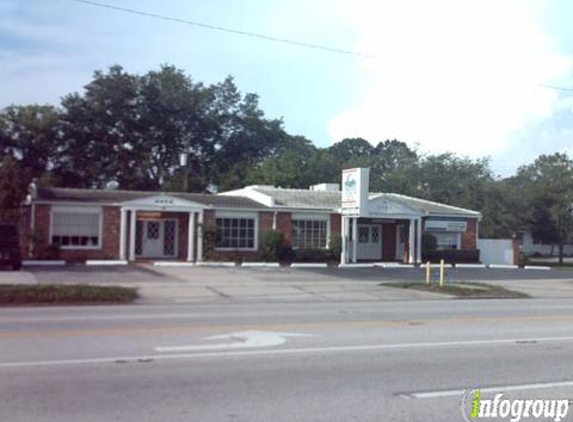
[327, 0, 573, 159]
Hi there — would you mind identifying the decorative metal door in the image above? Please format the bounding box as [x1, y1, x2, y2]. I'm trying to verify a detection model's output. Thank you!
[134, 218, 177, 258]
[142, 221, 162, 257]
[163, 220, 176, 257]
[356, 224, 382, 260]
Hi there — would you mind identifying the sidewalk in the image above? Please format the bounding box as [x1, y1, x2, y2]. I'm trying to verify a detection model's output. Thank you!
[1, 265, 450, 304]
[4, 264, 573, 304]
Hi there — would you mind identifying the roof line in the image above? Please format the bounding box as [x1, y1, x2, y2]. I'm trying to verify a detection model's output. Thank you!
[382, 192, 481, 215]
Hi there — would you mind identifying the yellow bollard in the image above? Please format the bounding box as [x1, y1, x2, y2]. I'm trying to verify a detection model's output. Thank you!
[425, 261, 431, 284]
[439, 259, 445, 287]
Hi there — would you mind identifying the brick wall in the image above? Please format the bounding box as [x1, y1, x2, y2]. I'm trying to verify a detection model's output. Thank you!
[461, 219, 478, 250]
[277, 212, 292, 246]
[31, 205, 123, 262]
[382, 223, 397, 261]
[330, 214, 341, 237]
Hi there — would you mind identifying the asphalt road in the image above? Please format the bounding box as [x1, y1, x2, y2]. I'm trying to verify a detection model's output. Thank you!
[3, 299, 573, 421]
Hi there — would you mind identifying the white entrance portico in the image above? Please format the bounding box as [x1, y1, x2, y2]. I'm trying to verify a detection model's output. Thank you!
[341, 196, 423, 265]
[118, 195, 205, 262]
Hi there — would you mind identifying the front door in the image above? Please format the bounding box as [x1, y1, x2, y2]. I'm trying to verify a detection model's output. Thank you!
[137, 219, 178, 258]
[356, 224, 382, 260]
[143, 221, 162, 257]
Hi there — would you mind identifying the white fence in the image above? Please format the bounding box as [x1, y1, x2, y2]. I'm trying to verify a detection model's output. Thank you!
[522, 234, 573, 256]
[477, 239, 514, 266]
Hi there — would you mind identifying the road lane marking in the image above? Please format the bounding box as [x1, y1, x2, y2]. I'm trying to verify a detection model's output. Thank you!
[403, 380, 573, 399]
[2, 335, 573, 369]
[5, 313, 573, 338]
[155, 331, 314, 352]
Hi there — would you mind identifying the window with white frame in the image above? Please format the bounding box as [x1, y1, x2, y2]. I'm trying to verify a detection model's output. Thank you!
[292, 219, 328, 249]
[215, 217, 256, 249]
[431, 231, 460, 250]
[51, 208, 102, 248]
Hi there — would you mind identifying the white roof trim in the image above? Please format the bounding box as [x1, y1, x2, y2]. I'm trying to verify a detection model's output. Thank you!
[120, 195, 206, 210]
[219, 187, 275, 207]
[367, 196, 421, 217]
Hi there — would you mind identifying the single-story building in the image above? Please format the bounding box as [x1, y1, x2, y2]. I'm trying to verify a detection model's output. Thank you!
[22, 172, 481, 264]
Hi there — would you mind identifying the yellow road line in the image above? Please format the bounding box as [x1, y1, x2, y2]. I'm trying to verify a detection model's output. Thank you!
[2, 313, 573, 339]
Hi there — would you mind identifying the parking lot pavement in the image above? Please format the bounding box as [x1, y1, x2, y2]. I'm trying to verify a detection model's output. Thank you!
[2, 264, 573, 303]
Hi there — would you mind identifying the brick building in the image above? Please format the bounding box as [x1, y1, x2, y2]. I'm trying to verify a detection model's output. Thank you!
[22, 182, 480, 264]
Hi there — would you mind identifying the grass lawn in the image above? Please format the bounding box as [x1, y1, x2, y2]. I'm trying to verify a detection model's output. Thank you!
[0, 284, 139, 305]
[384, 281, 529, 299]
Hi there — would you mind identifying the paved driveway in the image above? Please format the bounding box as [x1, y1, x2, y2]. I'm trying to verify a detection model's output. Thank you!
[1, 264, 573, 303]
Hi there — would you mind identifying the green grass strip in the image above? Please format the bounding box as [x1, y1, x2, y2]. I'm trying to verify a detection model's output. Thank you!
[0, 284, 138, 305]
[384, 282, 529, 299]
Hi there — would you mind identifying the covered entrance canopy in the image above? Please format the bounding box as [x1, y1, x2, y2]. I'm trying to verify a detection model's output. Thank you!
[341, 194, 423, 264]
[119, 195, 205, 262]
[340, 192, 481, 264]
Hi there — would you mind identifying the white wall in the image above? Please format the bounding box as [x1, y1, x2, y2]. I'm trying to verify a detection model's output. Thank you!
[478, 239, 514, 265]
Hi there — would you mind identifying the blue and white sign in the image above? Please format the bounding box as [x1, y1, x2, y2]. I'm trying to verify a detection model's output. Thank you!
[341, 168, 369, 216]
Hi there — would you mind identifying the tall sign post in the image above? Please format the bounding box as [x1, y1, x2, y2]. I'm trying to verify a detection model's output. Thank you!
[341, 168, 370, 264]
[341, 168, 369, 217]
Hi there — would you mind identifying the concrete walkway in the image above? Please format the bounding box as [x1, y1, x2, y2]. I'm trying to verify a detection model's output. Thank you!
[2, 264, 573, 303]
[0, 265, 449, 303]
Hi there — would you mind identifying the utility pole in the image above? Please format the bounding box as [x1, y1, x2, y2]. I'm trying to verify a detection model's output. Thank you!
[180, 136, 191, 192]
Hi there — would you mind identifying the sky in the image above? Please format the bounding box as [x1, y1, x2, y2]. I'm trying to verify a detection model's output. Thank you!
[1, 0, 573, 177]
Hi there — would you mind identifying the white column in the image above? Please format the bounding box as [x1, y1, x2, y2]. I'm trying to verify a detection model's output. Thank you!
[416, 218, 422, 264]
[340, 216, 347, 265]
[352, 217, 358, 263]
[187, 211, 195, 262]
[129, 209, 136, 261]
[197, 211, 204, 262]
[119, 208, 127, 261]
[408, 218, 415, 264]
[272, 212, 277, 230]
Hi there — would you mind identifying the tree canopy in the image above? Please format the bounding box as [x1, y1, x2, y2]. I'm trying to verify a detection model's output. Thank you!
[1, 63, 573, 247]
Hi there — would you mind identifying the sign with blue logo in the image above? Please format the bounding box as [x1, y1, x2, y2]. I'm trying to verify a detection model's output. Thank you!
[341, 168, 369, 216]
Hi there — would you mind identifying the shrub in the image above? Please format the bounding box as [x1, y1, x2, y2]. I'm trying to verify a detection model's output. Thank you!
[201, 224, 220, 260]
[40, 244, 61, 260]
[278, 245, 295, 262]
[422, 233, 437, 257]
[293, 248, 334, 262]
[0, 284, 138, 304]
[328, 235, 342, 258]
[423, 249, 480, 264]
[259, 230, 285, 261]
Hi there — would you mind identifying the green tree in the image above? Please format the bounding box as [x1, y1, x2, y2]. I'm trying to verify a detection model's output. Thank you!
[368, 140, 419, 194]
[245, 136, 318, 188]
[515, 153, 573, 263]
[57, 66, 284, 192]
[415, 153, 494, 209]
[0, 104, 60, 186]
[0, 155, 25, 222]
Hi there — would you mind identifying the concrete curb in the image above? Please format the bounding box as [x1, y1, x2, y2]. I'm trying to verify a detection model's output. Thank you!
[339, 263, 375, 268]
[241, 262, 280, 268]
[375, 262, 415, 268]
[153, 262, 195, 267]
[22, 260, 66, 266]
[290, 263, 328, 268]
[524, 265, 552, 270]
[455, 264, 487, 269]
[195, 262, 237, 267]
[86, 260, 127, 266]
[488, 264, 519, 269]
